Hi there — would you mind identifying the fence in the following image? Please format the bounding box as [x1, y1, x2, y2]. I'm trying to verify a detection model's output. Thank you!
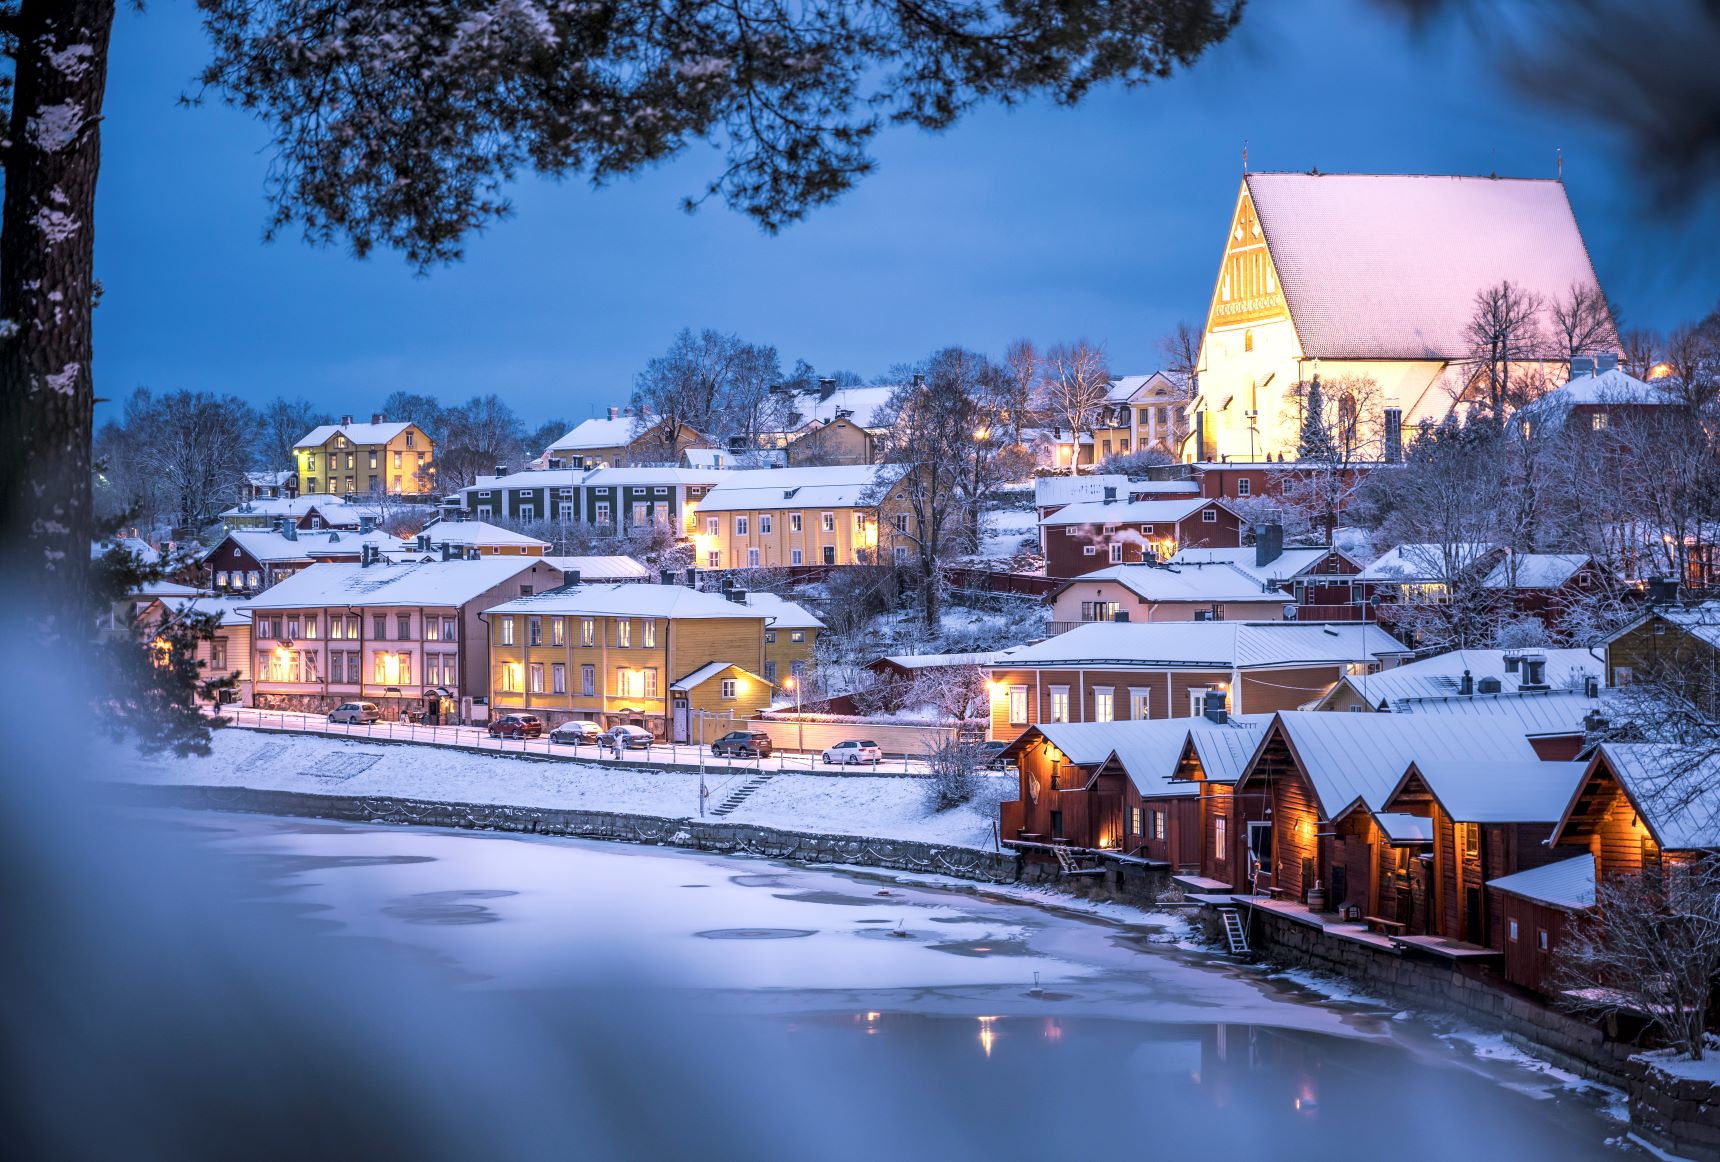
[941, 565, 1069, 597]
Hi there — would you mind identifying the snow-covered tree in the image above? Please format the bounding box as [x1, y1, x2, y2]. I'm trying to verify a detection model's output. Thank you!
[1038, 340, 1111, 437]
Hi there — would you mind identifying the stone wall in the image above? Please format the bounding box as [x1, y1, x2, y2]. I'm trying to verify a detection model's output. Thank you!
[1630, 1063, 1720, 1161]
[108, 782, 1018, 884]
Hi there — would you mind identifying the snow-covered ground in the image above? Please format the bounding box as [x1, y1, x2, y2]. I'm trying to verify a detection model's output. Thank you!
[107, 726, 1010, 849]
[965, 505, 1038, 565]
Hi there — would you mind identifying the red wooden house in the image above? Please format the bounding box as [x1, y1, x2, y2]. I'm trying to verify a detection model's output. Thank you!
[1040, 497, 1241, 577]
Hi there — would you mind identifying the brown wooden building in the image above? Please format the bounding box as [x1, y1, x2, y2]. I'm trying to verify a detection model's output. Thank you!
[1485, 853, 1595, 995]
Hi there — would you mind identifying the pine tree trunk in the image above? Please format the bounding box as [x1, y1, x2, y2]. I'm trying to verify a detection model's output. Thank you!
[0, 0, 114, 641]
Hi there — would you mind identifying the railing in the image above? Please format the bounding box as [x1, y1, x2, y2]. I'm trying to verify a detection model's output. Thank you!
[209, 705, 1007, 780]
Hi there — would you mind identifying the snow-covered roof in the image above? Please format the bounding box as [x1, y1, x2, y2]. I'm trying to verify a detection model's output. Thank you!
[1169, 546, 1349, 589]
[245, 558, 559, 610]
[294, 420, 418, 449]
[1106, 372, 1186, 403]
[681, 447, 733, 469]
[1398, 758, 1587, 823]
[422, 520, 550, 549]
[1373, 812, 1434, 843]
[992, 621, 1408, 670]
[246, 469, 296, 487]
[1488, 853, 1596, 911]
[583, 466, 720, 486]
[1625, 602, 1720, 652]
[93, 536, 161, 565]
[740, 590, 826, 631]
[1054, 563, 1284, 604]
[1519, 367, 1670, 417]
[1355, 542, 1496, 582]
[1383, 690, 1604, 737]
[1243, 172, 1606, 361]
[694, 464, 889, 513]
[210, 528, 405, 564]
[463, 468, 584, 492]
[133, 580, 203, 598]
[874, 651, 1000, 671]
[1334, 648, 1601, 708]
[671, 662, 768, 692]
[486, 582, 769, 621]
[549, 416, 644, 451]
[219, 495, 360, 523]
[1027, 716, 1268, 798]
[1034, 474, 1129, 510]
[1588, 744, 1720, 851]
[1481, 553, 1594, 590]
[1039, 497, 1220, 529]
[787, 385, 898, 428]
[155, 594, 253, 628]
[1257, 711, 1545, 817]
[542, 556, 652, 582]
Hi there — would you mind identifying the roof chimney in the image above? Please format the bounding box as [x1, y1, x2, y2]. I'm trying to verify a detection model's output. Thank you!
[1253, 522, 1284, 569]
[564, 569, 580, 586]
[911, 373, 925, 389]
[416, 532, 431, 553]
[361, 543, 377, 567]
[660, 569, 677, 585]
[1458, 669, 1474, 696]
[1520, 653, 1549, 691]
[440, 542, 458, 562]
[1597, 352, 1619, 373]
[358, 514, 375, 534]
[340, 414, 353, 426]
[607, 406, 619, 420]
[1102, 486, 1117, 503]
[1203, 689, 1228, 724]
[1570, 355, 1596, 378]
[727, 587, 747, 604]
[371, 413, 384, 425]
[1112, 609, 1130, 623]
[1503, 652, 1521, 674]
[495, 464, 507, 478]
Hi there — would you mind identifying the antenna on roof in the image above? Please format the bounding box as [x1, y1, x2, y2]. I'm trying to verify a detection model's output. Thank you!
[1242, 138, 1248, 174]
[1556, 146, 1563, 180]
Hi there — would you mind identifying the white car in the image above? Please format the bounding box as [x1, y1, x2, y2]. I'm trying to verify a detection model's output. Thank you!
[822, 739, 882, 766]
[328, 701, 380, 725]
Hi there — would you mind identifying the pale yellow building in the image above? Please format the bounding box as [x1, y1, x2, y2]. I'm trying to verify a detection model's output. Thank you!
[483, 582, 773, 740]
[295, 415, 435, 497]
[691, 464, 897, 569]
[1189, 172, 1609, 461]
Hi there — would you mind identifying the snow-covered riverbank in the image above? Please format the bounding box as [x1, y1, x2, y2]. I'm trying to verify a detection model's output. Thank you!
[105, 727, 1010, 850]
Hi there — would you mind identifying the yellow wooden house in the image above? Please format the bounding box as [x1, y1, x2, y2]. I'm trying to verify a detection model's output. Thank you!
[483, 582, 774, 740]
[691, 464, 902, 569]
[295, 415, 435, 497]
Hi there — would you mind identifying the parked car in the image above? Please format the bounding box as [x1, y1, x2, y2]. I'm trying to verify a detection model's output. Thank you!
[600, 723, 655, 750]
[711, 730, 774, 758]
[488, 713, 544, 739]
[328, 701, 380, 725]
[549, 720, 603, 745]
[979, 739, 1012, 770]
[822, 739, 882, 765]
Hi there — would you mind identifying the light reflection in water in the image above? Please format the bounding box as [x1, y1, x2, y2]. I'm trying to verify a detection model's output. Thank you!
[977, 1015, 998, 1058]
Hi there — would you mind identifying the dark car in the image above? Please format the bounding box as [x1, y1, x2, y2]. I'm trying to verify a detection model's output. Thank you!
[979, 739, 1012, 770]
[599, 724, 655, 750]
[488, 713, 544, 739]
[711, 730, 774, 758]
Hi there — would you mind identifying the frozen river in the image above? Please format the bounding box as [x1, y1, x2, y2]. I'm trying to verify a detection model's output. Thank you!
[114, 812, 1636, 1160]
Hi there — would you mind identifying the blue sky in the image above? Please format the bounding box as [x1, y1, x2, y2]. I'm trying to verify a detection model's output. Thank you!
[95, 1, 1715, 427]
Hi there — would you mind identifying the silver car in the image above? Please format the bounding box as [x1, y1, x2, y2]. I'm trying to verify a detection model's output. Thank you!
[328, 701, 380, 725]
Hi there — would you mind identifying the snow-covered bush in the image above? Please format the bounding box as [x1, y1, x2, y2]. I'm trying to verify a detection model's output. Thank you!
[922, 738, 990, 812]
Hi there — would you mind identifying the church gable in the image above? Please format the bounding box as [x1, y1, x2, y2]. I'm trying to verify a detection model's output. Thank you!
[1204, 186, 1291, 337]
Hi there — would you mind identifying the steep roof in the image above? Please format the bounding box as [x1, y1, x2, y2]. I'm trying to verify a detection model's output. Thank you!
[993, 621, 1408, 669]
[294, 420, 418, 448]
[695, 464, 889, 513]
[1168, 545, 1345, 588]
[1244, 172, 1605, 361]
[740, 590, 827, 631]
[1582, 744, 1720, 852]
[549, 416, 644, 450]
[787, 385, 898, 428]
[1488, 853, 1596, 911]
[245, 558, 558, 610]
[1039, 497, 1220, 528]
[1054, 563, 1283, 604]
[1106, 371, 1186, 403]
[486, 582, 768, 621]
[1258, 711, 1544, 817]
[1027, 716, 1268, 798]
[212, 528, 405, 564]
[1397, 758, 1587, 823]
[1481, 553, 1594, 590]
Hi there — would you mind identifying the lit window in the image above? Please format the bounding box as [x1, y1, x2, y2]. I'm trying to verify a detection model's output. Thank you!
[1049, 686, 1069, 723]
[720, 678, 737, 700]
[499, 617, 515, 646]
[1093, 688, 1114, 723]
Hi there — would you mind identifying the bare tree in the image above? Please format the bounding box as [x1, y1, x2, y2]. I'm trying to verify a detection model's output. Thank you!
[905, 663, 989, 721]
[1460, 280, 1549, 427]
[436, 395, 526, 491]
[1157, 320, 1201, 387]
[1038, 340, 1112, 438]
[999, 339, 1039, 446]
[1556, 859, 1720, 1061]
[921, 736, 992, 812]
[1548, 281, 1620, 372]
[256, 397, 331, 477]
[1619, 328, 1663, 380]
[631, 328, 783, 453]
[1279, 374, 1382, 544]
[118, 389, 258, 532]
[1659, 308, 1720, 409]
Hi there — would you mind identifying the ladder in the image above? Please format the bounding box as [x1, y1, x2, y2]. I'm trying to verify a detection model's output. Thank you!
[1052, 843, 1079, 875]
[1218, 906, 1251, 955]
[711, 773, 775, 818]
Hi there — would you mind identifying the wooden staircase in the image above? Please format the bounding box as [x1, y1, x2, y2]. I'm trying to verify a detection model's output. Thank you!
[1218, 906, 1251, 955]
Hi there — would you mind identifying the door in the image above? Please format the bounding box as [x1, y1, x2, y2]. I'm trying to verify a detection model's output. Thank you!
[672, 700, 690, 743]
[1465, 887, 1485, 945]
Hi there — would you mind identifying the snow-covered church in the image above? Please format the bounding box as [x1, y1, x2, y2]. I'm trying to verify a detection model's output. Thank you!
[1187, 171, 1609, 461]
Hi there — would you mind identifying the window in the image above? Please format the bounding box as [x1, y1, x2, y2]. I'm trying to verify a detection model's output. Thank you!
[559, 501, 574, 522]
[617, 620, 632, 648]
[789, 513, 802, 533]
[1214, 816, 1228, 861]
[1153, 811, 1166, 842]
[1109, 543, 1123, 564]
[498, 663, 519, 692]
[1130, 807, 1143, 836]
[406, 431, 415, 449]
[286, 616, 301, 641]
[642, 620, 656, 648]
[1537, 928, 1549, 952]
[528, 616, 542, 646]
[894, 513, 909, 534]
[499, 617, 515, 646]
[747, 547, 760, 567]
[1237, 478, 1251, 497]
[210, 639, 228, 670]
[520, 505, 536, 522]
[1007, 685, 1029, 725]
[551, 617, 565, 646]
[397, 613, 412, 640]
[246, 571, 260, 589]
[720, 678, 737, 700]
[1049, 686, 1069, 723]
[1080, 601, 1120, 623]
[893, 546, 908, 564]
[1243, 328, 1253, 352]
[760, 514, 772, 534]
[791, 548, 803, 565]
[393, 450, 402, 468]
[1129, 688, 1150, 720]
[735, 516, 749, 535]
[1083, 545, 1097, 556]
[304, 615, 319, 640]
[708, 551, 722, 568]
[1201, 508, 1218, 523]
[1508, 919, 1520, 943]
[1093, 687, 1114, 723]
[1612, 666, 1633, 687]
[632, 503, 647, 526]
[1188, 689, 1208, 717]
[580, 664, 595, 697]
[427, 617, 444, 642]
[374, 652, 409, 684]
[789, 630, 804, 643]
[1590, 412, 1608, 431]
[595, 502, 611, 527]
[707, 516, 720, 537]
[529, 663, 544, 693]
[441, 617, 457, 641]
[854, 512, 866, 532]
[551, 663, 567, 693]
[764, 661, 777, 682]
[765, 630, 777, 645]
[373, 614, 388, 640]
[822, 546, 836, 565]
[1463, 823, 1479, 858]
[821, 512, 835, 532]
[579, 618, 594, 647]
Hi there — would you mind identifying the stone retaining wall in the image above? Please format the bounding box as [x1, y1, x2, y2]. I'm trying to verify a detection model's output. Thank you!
[1631, 1063, 1720, 1160]
[108, 782, 1018, 884]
